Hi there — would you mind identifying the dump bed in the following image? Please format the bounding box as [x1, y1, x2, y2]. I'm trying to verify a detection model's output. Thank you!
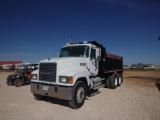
[105, 53, 123, 72]
[106, 53, 122, 60]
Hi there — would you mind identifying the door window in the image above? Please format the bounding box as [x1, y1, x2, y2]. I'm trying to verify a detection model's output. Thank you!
[90, 48, 96, 59]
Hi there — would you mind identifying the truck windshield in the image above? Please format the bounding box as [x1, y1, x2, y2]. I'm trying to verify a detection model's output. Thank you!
[59, 45, 89, 57]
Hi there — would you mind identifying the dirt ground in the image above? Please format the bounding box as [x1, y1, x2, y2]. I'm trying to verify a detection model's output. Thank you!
[0, 71, 160, 120]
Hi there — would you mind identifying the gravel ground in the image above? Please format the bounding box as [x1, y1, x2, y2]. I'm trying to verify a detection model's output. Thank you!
[0, 71, 160, 120]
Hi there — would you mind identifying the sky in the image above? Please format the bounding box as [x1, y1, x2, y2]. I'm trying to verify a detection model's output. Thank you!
[0, 0, 160, 65]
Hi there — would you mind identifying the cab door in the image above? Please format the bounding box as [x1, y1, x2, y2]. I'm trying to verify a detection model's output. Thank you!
[89, 47, 99, 76]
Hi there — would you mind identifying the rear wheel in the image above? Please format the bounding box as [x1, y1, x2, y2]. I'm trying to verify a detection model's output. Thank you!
[117, 73, 122, 87]
[105, 76, 111, 88]
[69, 81, 86, 109]
[121, 73, 123, 83]
[110, 74, 118, 89]
[14, 79, 23, 87]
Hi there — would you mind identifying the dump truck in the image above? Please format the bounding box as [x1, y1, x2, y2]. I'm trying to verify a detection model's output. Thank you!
[31, 41, 123, 109]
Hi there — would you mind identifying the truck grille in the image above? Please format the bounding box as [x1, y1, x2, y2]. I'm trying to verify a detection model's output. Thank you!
[39, 63, 57, 82]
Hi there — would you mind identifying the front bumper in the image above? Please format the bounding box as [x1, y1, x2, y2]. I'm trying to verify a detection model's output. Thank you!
[31, 82, 74, 100]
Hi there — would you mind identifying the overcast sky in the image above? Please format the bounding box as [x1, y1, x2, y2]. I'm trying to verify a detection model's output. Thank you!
[0, 0, 160, 65]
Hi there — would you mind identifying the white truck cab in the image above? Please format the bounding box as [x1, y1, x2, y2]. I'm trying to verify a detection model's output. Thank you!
[31, 41, 123, 109]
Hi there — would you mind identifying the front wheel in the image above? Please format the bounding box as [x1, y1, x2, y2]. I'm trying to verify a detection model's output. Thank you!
[6, 80, 12, 86]
[14, 79, 23, 87]
[69, 81, 86, 109]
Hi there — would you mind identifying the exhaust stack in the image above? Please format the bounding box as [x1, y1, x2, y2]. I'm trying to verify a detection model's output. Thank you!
[70, 37, 72, 44]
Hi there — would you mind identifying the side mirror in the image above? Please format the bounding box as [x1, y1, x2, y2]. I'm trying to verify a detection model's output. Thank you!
[90, 57, 94, 61]
[97, 56, 101, 61]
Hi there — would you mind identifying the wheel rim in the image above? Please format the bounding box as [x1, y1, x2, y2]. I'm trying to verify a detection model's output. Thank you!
[119, 76, 121, 84]
[17, 80, 22, 86]
[115, 77, 118, 86]
[76, 87, 85, 103]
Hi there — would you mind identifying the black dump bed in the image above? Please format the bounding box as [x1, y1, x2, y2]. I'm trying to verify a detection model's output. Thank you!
[105, 53, 123, 71]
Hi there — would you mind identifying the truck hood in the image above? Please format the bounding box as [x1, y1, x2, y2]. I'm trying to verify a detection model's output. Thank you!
[40, 57, 88, 64]
[40, 57, 88, 76]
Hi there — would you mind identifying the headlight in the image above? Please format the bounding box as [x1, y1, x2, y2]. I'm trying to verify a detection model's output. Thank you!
[59, 76, 73, 83]
[32, 74, 37, 80]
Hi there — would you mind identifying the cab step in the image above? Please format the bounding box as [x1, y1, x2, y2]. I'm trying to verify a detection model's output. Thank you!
[91, 77, 105, 83]
[93, 83, 105, 90]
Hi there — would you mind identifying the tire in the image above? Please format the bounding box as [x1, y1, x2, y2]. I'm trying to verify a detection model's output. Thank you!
[121, 73, 123, 83]
[110, 74, 118, 89]
[33, 94, 47, 100]
[69, 81, 86, 109]
[105, 76, 111, 88]
[6, 80, 14, 86]
[117, 73, 122, 87]
[6, 80, 12, 86]
[14, 79, 23, 87]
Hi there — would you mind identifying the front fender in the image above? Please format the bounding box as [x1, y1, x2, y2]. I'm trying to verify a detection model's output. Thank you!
[58, 68, 90, 86]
